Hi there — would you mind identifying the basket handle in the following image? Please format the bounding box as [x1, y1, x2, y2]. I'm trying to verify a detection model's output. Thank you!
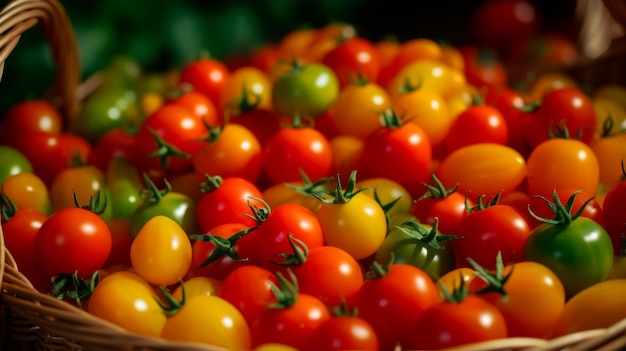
[0, 0, 81, 120]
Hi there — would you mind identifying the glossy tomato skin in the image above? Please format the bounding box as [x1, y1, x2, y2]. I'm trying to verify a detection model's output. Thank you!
[443, 104, 508, 153]
[271, 62, 339, 119]
[306, 314, 379, 351]
[436, 143, 527, 202]
[523, 216, 613, 298]
[178, 57, 230, 106]
[218, 265, 279, 327]
[525, 137, 599, 198]
[0, 146, 32, 185]
[551, 279, 626, 337]
[191, 123, 263, 184]
[88, 270, 166, 337]
[1, 207, 51, 291]
[358, 120, 432, 199]
[469, 261, 566, 338]
[602, 179, 626, 254]
[453, 204, 531, 270]
[130, 215, 193, 286]
[0, 99, 63, 147]
[354, 263, 440, 351]
[250, 293, 331, 350]
[528, 87, 597, 148]
[405, 294, 507, 350]
[1, 171, 51, 216]
[160, 295, 251, 350]
[262, 124, 333, 185]
[289, 245, 364, 308]
[254, 203, 325, 271]
[409, 189, 469, 236]
[321, 37, 381, 89]
[316, 191, 387, 261]
[195, 176, 263, 233]
[34, 207, 112, 278]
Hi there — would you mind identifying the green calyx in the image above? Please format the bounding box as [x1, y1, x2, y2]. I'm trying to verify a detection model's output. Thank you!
[466, 251, 513, 301]
[438, 270, 469, 304]
[379, 108, 406, 129]
[0, 193, 17, 221]
[73, 188, 108, 214]
[156, 280, 185, 316]
[48, 270, 100, 309]
[364, 257, 392, 280]
[144, 127, 190, 170]
[242, 196, 272, 224]
[330, 298, 359, 317]
[226, 84, 262, 116]
[373, 187, 403, 232]
[528, 189, 594, 226]
[418, 173, 459, 201]
[285, 168, 335, 200]
[397, 76, 422, 94]
[139, 173, 170, 203]
[547, 119, 584, 140]
[466, 191, 502, 214]
[268, 234, 309, 267]
[394, 218, 463, 250]
[268, 269, 300, 309]
[189, 226, 257, 267]
[314, 170, 371, 205]
[198, 174, 223, 193]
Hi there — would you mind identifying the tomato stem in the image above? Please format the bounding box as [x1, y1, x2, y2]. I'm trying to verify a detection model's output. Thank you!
[48, 270, 100, 309]
[417, 173, 460, 201]
[144, 127, 191, 170]
[139, 172, 170, 203]
[0, 193, 18, 221]
[198, 174, 224, 193]
[527, 189, 595, 225]
[267, 269, 300, 309]
[268, 234, 310, 267]
[466, 251, 513, 301]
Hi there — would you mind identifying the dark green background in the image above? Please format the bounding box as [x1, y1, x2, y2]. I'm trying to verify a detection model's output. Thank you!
[0, 0, 576, 115]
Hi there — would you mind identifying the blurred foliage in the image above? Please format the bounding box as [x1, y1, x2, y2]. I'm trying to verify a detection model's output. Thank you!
[0, 0, 573, 115]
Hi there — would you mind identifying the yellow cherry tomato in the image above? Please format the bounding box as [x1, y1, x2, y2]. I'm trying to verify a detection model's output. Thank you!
[330, 80, 391, 139]
[130, 215, 193, 286]
[88, 270, 166, 337]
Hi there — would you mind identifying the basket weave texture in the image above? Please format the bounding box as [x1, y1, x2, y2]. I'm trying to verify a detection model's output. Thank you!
[2, 0, 626, 350]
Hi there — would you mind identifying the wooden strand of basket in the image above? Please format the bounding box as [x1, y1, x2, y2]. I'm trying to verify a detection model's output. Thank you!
[0, 0, 81, 121]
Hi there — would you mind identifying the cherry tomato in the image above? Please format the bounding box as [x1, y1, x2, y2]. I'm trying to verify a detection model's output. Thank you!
[178, 57, 230, 106]
[459, 45, 508, 89]
[130, 215, 193, 286]
[271, 61, 339, 119]
[34, 207, 112, 278]
[330, 80, 391, 139]
[525, 137, 599, 198]
[88, 271, 166, 337]
[250, 273, 331, 350]
[528, 87, 597, 148]
[468, 258, 566, 338]
[160, 294, 251, 350]
[254, 203, 325, 270]
[1, 171, 51, 215]
[551, 279, 626, 337]
[523, 191, 614, 298]
[218, 265, 279, 327]
[49, 163, 106, 212]
[443, 103, 509, 153]
[195, 175, 263, 233]
[435, 143, 527, 202]
[601, 172, 626, 255]
[354, 263, 441, 351]
[306, 308, 379, 351]
[405, 282, 507, 350]
[262, 121, 333, 185]
[0, 99, 63, 147]
[377, 38, 443, 90]
[321, 37, 381, 89]
[220, 66, 273, 114]
[191, 123, 263, 184]
[316, 181, 387, 261]
[453, 199, 531, 271]
[357, 112, 432, 199]
[0, 146, 32, 185]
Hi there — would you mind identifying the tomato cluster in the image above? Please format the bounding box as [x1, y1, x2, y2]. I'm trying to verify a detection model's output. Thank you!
[2, 19, 626, 351]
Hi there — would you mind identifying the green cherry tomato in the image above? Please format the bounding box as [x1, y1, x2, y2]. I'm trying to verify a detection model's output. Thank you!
[106, 157, 145, 219]
[70, 86, 139, 143]
[375, 218, 458, 281]
[0, 146, 33, 185]
[129, 174, 198, 239]
[522, 191, 614, 298]
[271, 61, 339, 118]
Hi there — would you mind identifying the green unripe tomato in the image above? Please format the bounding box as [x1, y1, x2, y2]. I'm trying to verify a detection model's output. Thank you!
[271, 62, 339, 118]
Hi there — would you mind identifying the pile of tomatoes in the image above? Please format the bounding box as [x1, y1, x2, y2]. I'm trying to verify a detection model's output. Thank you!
[2, 18, 626, 351]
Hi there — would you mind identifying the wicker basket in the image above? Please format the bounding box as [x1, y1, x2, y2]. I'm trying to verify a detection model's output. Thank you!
[2, 0, 626, 351]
